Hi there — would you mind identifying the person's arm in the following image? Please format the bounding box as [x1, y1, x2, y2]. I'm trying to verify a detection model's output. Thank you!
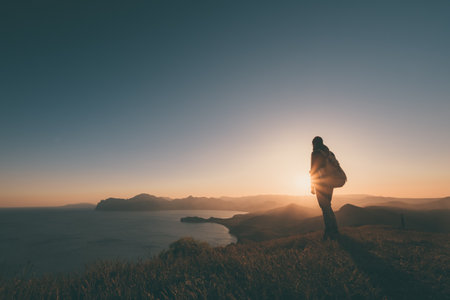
[310, 151, 325, 176]
[310, 151, 325, 193]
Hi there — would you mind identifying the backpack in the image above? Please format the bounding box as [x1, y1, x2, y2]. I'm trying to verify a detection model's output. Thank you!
[320, 150, 347, 188]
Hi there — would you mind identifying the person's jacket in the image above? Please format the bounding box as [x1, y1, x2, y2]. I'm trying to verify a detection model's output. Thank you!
[310, 144, 330, 188]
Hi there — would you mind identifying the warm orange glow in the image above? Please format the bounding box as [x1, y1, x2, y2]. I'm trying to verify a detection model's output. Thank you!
[1, 134, 449, 207]
[294, 174, 311, 196]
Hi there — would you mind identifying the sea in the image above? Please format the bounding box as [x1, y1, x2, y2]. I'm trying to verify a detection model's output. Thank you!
[0, 209, 242, 277]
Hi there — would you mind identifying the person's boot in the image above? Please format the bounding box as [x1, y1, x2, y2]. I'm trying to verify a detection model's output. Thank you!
[328, 230, 339, 240]
[323, 227, 339, 240]
[322, 230, 331, 240]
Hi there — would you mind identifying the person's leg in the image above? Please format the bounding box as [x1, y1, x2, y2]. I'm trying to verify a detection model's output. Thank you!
[316, 186, 338, 239]
[325, 187, 338, 235]
[316, 187, 331, 238]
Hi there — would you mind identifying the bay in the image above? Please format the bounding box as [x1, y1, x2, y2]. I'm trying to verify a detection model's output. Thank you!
[0, 209, 242, 277]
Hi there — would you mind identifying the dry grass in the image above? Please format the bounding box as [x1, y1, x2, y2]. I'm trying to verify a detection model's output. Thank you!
[0, 226, 448, 299]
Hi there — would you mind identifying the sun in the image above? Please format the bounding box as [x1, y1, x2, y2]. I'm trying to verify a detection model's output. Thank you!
[294, 173, 311, 195]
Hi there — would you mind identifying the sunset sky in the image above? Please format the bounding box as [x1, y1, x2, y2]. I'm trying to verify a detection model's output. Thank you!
[1, 1, 449, 206]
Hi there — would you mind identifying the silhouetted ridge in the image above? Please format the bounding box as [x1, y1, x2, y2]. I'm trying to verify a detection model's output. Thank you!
[95, 194, 450, 212]
[182, 203, 450, 242]
[96, 195, 168, 211]
[338, 204, 363, 212]
[95, 194, 318, 212]
[129, 193, 161, 201]
[263, 203, 317, 218]
[373, 197, 450, 210]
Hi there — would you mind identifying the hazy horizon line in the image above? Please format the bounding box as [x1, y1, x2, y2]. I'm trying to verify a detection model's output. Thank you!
[1, 193, 449, 209]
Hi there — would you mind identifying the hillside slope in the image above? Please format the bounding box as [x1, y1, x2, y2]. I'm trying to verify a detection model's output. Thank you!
[1, 226, 448, 299]
[182, 203, 450, 242]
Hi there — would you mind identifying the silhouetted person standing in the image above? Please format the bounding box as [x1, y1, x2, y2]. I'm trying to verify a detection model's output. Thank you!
[310, 136, 346, 240]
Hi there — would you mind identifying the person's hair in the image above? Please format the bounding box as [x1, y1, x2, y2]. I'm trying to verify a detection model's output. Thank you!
[312, 136, 323, 147]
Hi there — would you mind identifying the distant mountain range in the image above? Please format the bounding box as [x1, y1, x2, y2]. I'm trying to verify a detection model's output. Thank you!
[181, 203, 450, 242]
[95, 193, 450, 213]
[95, 193, 304, 212]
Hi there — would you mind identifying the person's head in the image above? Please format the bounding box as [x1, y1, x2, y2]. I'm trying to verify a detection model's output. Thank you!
[312, 136, 323, 149]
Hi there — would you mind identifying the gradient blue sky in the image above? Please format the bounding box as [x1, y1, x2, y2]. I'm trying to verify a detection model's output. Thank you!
[1, 1, 449, 206]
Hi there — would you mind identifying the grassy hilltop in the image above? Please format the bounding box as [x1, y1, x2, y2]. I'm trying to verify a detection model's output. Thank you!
[1, 226, 449, 299]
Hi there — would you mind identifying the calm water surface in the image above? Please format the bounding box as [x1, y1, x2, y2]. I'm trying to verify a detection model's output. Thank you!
[0, 209, 242, 277]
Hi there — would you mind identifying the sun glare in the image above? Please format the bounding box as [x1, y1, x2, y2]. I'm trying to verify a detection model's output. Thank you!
[295, 173, 311, 195]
